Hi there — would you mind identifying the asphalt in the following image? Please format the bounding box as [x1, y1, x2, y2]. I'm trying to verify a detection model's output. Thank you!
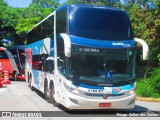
[1, 81, 160, 103]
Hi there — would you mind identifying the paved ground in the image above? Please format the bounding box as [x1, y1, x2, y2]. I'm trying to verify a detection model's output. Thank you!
[0, 81, 159, 120]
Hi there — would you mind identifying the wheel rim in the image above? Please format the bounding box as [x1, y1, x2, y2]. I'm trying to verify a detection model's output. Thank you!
[46, 88, 50, 98]
[45, 83, 51, 102]
[51, 85, 56, 104]
[29, 79, 31, 88]
[52, 87, 55, 100]
[14, 73, 17, 81]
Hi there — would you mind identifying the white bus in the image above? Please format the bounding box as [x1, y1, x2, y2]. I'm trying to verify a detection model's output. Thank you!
[25, 4, 149, 110]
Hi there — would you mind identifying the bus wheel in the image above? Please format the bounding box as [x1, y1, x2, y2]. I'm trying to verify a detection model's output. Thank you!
[14, 72, 18, 81]
[51, 84, 58, 107]
[13, 71, 18, 81]
[29, 76, 34, 91]
[44, 82, 51, 103]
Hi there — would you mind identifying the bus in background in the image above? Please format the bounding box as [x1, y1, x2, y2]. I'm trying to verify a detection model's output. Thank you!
[25, 4, 149, 110]
[0, 47, 19, 81]
[7, 45, 26, 81]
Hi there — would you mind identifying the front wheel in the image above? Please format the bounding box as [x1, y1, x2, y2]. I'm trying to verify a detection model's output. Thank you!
[51, 84, 58, 107]
[44, 82, 52, 103]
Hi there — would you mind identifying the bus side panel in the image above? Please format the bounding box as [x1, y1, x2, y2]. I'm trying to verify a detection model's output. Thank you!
[25, 38, 54, 93]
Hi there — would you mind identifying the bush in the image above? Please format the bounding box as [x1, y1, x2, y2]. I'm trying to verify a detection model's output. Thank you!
[149, 68, 160, 93]
[136, 68, 160, 98]
[136, 79, 156, 97]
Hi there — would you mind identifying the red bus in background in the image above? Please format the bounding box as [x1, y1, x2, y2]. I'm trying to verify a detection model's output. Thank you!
[7, 45, 26, 81]
[0, 46, 26, 82]
[0, 47, 18, 82]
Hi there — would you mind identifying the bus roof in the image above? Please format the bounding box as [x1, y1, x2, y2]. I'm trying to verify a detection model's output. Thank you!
[7, 45, 27, 50]
[28, 4, 125, 33]
[56, 4, 124, 12]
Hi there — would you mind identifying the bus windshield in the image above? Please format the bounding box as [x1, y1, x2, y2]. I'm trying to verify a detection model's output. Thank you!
[69, 6, 133, 40]
[0, 50, 9, 59]
[68, 47, 135, 84]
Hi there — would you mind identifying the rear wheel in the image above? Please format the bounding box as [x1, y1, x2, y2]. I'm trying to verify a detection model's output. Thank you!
[28, 75, 34, 91]
[44, 82, 52, 103]
[14, 72, 18, 81]
[51, 84, 58, 107]
[13, 71, 18, 81]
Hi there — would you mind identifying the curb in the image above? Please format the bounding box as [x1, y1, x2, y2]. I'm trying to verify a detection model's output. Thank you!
[136, 97, 160, 103]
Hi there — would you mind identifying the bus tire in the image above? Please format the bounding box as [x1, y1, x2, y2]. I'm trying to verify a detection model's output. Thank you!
[14, 72, 18, 81]
[51, 83, 58, 107]
[13, 71, 18, 81]
[29, 75, 34, 91]
[44, 81, 52, 103]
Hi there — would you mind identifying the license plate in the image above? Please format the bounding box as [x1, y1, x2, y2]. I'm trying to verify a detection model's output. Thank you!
[99, 103, 111, 108]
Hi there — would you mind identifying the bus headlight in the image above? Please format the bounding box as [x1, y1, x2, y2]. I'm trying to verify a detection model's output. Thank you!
[64, 82, 86, 96]
[125, 89, 135, 96]
[129, 89, 135, 95]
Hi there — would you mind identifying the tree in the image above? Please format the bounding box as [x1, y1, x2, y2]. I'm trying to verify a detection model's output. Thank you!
[66, 0, 118, 6]
[16, 0, 61, 34]
[0, 0, 8, 46]
[148, 0, 160, 66]
[32, 0, 61, 9]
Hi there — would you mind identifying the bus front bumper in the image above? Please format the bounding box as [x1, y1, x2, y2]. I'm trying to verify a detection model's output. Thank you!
[64, 91, 136, 110]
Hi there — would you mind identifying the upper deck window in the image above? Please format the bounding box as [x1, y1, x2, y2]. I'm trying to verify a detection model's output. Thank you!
[69, 6, 133, 40]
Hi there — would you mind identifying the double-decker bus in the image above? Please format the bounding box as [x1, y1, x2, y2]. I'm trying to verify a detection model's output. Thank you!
[7, 45, 26, 81]
[0, 47, 18, 81]
[25, 4, 149, 109]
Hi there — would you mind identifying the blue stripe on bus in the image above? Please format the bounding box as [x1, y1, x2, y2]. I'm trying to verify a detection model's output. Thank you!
[112, 84, 133, 94]
[69, 35, 135, 48]
[121, 84, 133, 90]
[76, 83, 133, 92]
[28, 39, 54, 55]
[28, 40, 44, 55]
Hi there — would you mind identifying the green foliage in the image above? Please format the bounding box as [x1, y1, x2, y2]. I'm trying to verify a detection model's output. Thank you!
[16, 17, 41, 33]
[15, 0, 61, 34]
[149, 68, 160, 93]
[137, 79, 156, 97]
[137, 68, 160, 98]
[66, 0, 118, 6]
[0, 0, 7, 26]
[158, 53, 160, 66]
[0, 0, 61, 45]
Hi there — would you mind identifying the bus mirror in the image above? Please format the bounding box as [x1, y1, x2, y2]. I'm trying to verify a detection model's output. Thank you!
[59, 59, 64, 62]
[134, 38, 149, 60]
[46, 57, 54, 61]
[60, 33, 71, 57]
[58, 58, 64, 68]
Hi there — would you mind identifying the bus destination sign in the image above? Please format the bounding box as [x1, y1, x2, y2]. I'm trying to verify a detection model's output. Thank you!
[79, 47, 99, 53]
[72, 46, 103, 54]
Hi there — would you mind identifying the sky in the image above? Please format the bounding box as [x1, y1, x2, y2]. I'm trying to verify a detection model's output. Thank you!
[4, 0, 67, 8]
[4, 0, 32, 7]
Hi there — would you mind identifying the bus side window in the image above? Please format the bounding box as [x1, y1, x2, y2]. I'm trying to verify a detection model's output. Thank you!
[0, 51, 8, 59]
[45, 60, 54, 73]
[32, 55, 40, 70]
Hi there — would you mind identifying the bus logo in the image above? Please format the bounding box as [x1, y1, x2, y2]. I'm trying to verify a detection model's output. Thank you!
[112, 42, 124, 46]
[103, 95, 108, 99]
[114, 88, 121, 92]
[112, 42, 131, 47]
